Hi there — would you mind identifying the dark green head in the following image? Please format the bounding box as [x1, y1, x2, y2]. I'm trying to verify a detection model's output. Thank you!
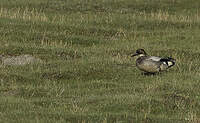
[131, 49, 147, 57]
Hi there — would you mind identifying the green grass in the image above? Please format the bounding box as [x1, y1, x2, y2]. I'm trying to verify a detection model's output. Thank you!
[0, 0, 200, 122]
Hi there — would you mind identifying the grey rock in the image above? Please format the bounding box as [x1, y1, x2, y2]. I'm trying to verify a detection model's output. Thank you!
[1, 54, 42, 66]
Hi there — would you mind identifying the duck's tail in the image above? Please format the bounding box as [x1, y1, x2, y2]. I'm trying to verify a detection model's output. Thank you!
[160, 57, 175, 68]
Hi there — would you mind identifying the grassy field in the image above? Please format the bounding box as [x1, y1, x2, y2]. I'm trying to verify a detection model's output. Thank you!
[0, 0, 200, 122]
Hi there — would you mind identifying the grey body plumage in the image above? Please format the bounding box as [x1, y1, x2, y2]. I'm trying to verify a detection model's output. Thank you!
[131, 49, 175, 73]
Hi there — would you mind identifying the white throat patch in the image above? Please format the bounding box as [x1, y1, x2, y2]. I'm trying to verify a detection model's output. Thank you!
[139, 54, 145, 57]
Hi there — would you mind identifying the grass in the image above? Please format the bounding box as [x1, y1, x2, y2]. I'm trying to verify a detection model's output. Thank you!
[0, 0, 200, 122]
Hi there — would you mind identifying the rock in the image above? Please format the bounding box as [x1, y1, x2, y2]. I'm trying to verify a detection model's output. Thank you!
[1, 54, 42, 66]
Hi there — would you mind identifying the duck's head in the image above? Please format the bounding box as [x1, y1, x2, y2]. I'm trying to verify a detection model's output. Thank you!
[131, 49, 147, 57]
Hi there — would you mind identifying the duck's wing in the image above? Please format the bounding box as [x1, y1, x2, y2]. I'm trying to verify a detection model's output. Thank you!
[146, 56, 161, 61]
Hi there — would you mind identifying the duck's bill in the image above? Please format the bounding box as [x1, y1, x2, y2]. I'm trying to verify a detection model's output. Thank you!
[131, 53, 138, 57]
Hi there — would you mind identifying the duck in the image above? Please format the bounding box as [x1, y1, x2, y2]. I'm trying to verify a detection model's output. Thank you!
[131, 49, 175, 73]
